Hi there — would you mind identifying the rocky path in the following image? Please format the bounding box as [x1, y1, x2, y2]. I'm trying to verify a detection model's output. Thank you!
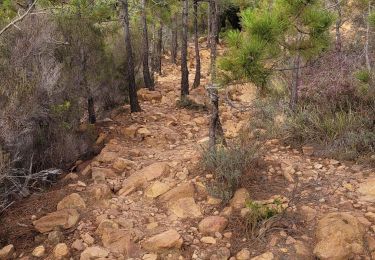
[0, 47, 374, 260]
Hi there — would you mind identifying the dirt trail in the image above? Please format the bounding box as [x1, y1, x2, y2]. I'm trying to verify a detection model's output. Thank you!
[0, 46, 374, 260]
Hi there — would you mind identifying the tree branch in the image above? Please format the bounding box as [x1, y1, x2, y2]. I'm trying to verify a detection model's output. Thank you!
[0, 0, 38, 36]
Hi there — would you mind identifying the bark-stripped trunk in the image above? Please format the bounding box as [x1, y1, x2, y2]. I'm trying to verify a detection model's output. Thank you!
[171, 13, 178, 64]
[121, 0, 141, 112]
[208, 0, 226, 150]
[335, 0, 342, 52]
[181, 0, 189, 98]
[193, 0, 201, 88]
[141, 0, 154, 90]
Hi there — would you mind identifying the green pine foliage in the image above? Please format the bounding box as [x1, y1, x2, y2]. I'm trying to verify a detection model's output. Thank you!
[220, 0, 333, 89]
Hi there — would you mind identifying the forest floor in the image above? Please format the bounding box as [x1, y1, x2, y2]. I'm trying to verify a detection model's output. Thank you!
[0, 45, 375, 260]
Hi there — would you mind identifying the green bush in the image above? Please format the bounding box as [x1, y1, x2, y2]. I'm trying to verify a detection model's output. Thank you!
[355, 69, 371, 84]
[202, 143, 261, 202]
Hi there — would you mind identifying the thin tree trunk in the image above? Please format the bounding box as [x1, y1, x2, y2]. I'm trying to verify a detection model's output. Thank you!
[208, 0, 226, 150]
[193, 0, 201, 88]
[290, 53, 301, 111]
[141, 0, 154, 90]
[181, 0, 189, 98]
[207, 3, 211, 48]
[156, 23, 163, 75]
[171, 13, 178, 64]
[88, 97, 96, 124]
[335, 0, 342, 52]
[365, 2, 372, 73]
[121, 0, 141, 112]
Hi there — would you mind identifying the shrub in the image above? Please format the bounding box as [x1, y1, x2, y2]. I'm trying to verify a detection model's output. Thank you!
[202, 143, 261, 202]
[176, 97, 207, 111]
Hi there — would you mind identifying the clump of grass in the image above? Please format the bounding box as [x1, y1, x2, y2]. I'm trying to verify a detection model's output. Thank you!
[355, 69, 371, 84]
[244, 199, 283, 237]
[202, 143, 261, 202]
[176, 97, 207, 111]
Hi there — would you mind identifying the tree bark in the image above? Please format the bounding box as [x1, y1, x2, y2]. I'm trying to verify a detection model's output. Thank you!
[208, 0, 225, 150]
[88, 97, 96, 124]
[141, 0, 154, 90]
[365, 2, 372, 73]
[193, 0, 201, 88]
[156, 23, 163, 75]
[121, 0, 141, 113]
[181, 0, 189, 98]
[207, 2, 211, 48]
[335, 0, 342, 52]
[171, 13, 178, 64]
[290, 53, 301, 111]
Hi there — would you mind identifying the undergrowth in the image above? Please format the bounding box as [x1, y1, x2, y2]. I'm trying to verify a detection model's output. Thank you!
[176, 97, 207, 111]
[201, 143, 261, 202]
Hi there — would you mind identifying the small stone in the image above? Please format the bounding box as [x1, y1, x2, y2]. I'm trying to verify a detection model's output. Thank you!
[72, 239, 85, 251]
[198, 216, 228, 235]
[32, 245, 45, 257]
[236, 248, 251, 260]
[365, 212, 375, 223]
[81, 233, 95, 245]
[0, 245, 14, 259]
[53, 243, 69, 259]
[143, 253, 158, 260]
[230, 188, 249, 209]
[80, 246, 109, 260]
[200, 236, 216, 244]
[142, 229, 183, 252]
[48, 230, 64, 244]
[251, 252, 274, 260]
[286, 236, 296, 245]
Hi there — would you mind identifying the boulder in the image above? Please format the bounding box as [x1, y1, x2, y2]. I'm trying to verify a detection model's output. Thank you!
[96, 219, 119, 236]
[57, 193, 86, 210]
[88, 183, 112, 200]
[119, 162, 169, 196]
[169, 197, 202, 218]
[96, 151, 117, 163]
[33, 209, 80, 233]
[313, 212, 365, 260]
[230, 188, 250, 209]
[80, 246, 109, 260]
[158, 183, 195, 203]
[91, 167, 117, 183]
[142, 229, 183, 252]
[198, 216, 228, 235]
[100, 228, 138, 257]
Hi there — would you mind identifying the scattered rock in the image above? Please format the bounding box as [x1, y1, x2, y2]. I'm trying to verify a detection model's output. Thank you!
[294, 241, 310, 257]
[96, 219, 119, 236]
[88, 183, 112, 200]
[143, 253, 158, 260]
[210, 247, 231, 260]
[302, 146, 314, 156]
[113, 158, 135, 171]
[236, 248, 251, 260]
[96, 151, 118, 163]
[198, 216, 228, 235]
[145, 181, 171, 198]
[313, 212, 365, 259]
[0, 245, 14, 259]
[251, 252, 274, 260]
[200, 236, 216, 244]
[32, 245, 45, 257]
[33, 209, 80, 233]
[138, 89, 163, 102]
[80, 246, 109, 260]
[81, 233, 95, 245]
[53, 243, 69, 259]
[101, 228, 138, 256]
[119, 162, 170, 196]
[57, 193, 86, 210]
[72, 239, 85, 251]
[169, 197, 202, 218]
[48, 230, 64, 244]
[300, 205, 317, 222]
[142, 229, 183, 252]
[158, 182, 195, 203]
[230, 188, 249, 209]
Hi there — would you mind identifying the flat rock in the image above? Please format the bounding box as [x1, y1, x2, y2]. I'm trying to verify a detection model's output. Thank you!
[358, 178, 375, 202]
[169, 197, 202, 218]
[230, 188, 250, 209]
[80, 246, 109, 260]
[251, 252, 274, 260]
[142, 229, 183, 252]
[57, 193, 86, 210]
[101, 228, 138, 256]
[33, 209, 80, 233]
[119, 162, 169, 196]
[145, 181, 171, 198]
[158, 182, 195, 203]
[96, 151, 118, 163]
[0, 244, 14, 259]
[88, 183, 112, 200]
[198, 216, 228, 235]
[313, 212, 365, 260]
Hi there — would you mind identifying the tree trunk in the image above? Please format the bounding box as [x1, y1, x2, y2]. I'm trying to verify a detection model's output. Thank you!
[141, 0, 154, 90]
[88, 97, 96, 124]
[181, 0, 189, 98]
[365, 2, 372, 73]
[208, 0, 225, 150]
[207, 3, 211, 48]
[335, 0, 342, 52]
[290, 53, 301, 111]
[156, 23, 163, 75]
[193, 0, 201, 88]
[171, 13, 178, 64]
[121, 0, 141, 113]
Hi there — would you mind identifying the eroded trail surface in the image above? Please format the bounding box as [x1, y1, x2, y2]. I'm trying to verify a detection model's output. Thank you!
[1, 47, 375, 260]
